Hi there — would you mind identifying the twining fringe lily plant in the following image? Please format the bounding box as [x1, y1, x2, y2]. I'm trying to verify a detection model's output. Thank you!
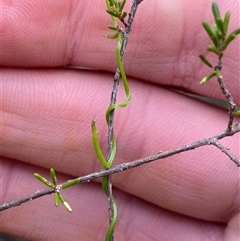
[36, 0, 132, 240]
[1, 2, 240, 241]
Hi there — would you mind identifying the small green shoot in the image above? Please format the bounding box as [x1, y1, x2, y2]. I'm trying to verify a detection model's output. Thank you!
[199, 72, 217, 85]
[106, 0, 127, 20]
[199, 2, 240, 85]
[34, 168, 80, 212]
[34, 173, 55, 189]
[199, 54, 213, 68]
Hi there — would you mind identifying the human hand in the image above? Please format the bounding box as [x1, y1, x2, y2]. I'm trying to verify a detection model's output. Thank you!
[1, 1, 240, 240]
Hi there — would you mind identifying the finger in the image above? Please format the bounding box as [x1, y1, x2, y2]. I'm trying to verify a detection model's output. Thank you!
[1, 157, 225, 241]
[2, 0, 240, 99]
[1, 68, 239, 223]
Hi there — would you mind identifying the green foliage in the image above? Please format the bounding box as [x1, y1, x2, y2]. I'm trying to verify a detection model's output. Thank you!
[199, 72, 217, 86]
[199, 54, 213, 68]
[199, 2, 240, 85]
[34, 169, 81, 212]
[106, 0, 127, 20]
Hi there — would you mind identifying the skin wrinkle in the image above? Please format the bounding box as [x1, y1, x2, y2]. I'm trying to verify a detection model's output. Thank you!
[136, 1, 183, 82]
[173, 0, 206, 90]
[2, 1, 74, 66]
[3, 77, 68, 145]
[115, 88, 149, 160]
[112, 190, 223, 241]
[75, 1, 116, 69]
[136, 85, 154, 155]
[152, 164, 210, 215]
[1, 161, 14, 203]
[134, 149, 237, 222]
[0, 2, 237, 96]
[116, 196, 141, 240]
[220, 176, 240, 222]
[64, 0, 87, 65]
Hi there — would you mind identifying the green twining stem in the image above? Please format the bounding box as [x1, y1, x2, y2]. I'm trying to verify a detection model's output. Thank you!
[105, 197, 118, 241]
[105, 31, 131, 124]
[91, 1, 130, 240]
[101, 27, 130, 241]
[93, 1, 131, 173]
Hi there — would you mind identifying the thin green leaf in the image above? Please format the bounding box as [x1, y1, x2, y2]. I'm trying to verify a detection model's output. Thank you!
[107, 0, 117, 8]
[50, 168, 57, 186]
[211, 2, 224, 36]
[107, 0, 115, 7]
[117, 1, 121, 9]
[61, 178, 81, 189]
[215, 18, 224, 37]
[58, 193, 72, 212]
[106, 9, 120, 18]
[119, 0, 126, 12]
[91, 119, 110, 169]
[34, 173, 55, 189]
[108, 25, 118, 31]
[222, 28, 240, 51]
[106, 33, 119, 39]
[199, 54, 213, 68]
[202, 22, 219, 48]
[211, 25, 220, 46]
[212, 2, 221, 21]
[54, 193, 59, 207]
[199, 72, 217, 85]
[207, 45, 219, 55]
[121, 11, 127, 19]
[63, 201, 72, 212]
[113, 0, 118, 8]
[223, 11, 231, 36]
[230, 28, 240, 35]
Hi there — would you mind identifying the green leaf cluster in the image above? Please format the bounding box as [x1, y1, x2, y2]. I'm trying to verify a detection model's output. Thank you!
[105, 0, 127, 39]
[199, 2, 240, 85]
[34, 169, 80, 212]
[106, 0, 127, 20]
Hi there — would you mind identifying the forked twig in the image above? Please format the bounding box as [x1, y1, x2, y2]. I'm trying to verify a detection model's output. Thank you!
[1, 124, 239, 212]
